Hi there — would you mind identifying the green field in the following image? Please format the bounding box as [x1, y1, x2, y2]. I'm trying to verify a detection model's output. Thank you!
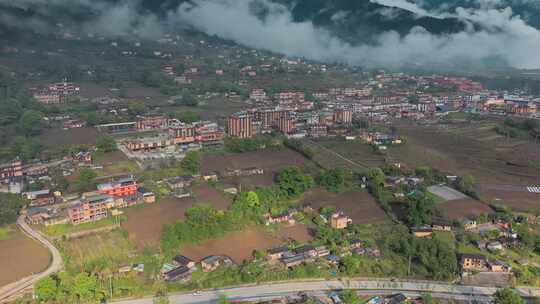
[40, 217, 121, 237]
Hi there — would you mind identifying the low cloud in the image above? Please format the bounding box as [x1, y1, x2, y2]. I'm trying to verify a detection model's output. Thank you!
[173, 0, 540, 69]
[1, 0, 540, 69]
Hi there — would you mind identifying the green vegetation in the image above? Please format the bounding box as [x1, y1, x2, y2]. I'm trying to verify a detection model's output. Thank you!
[386, 226, 457, 280]
[19, 110, 45, 136]
[316, 168, 350, 193]
[224, 136, 275, 153]
[96, 134, 118, 152]
[406, 195, 435, 228]
[276, 166, 314, 198]
[495, 117, 539, 140]
[180, 151, 200, 175]
[494, 288, 525, 304]
[283, 138, 315, 159]
[76, 168, 97, 192]
[340, 290, 361, 304]
[127, 101, 147, 117]
[0, 226, 12, 240]
[41, 216, 123, 237]
[457, 175, 476, 197]
[0, 193, 27, 225]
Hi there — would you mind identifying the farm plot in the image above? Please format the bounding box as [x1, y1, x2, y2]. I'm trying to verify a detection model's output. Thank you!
[192, 184, 233, 210]
[427, 185, 468, 201]
[301, 189, 389, 225]
[436, 199, 494, 221]
[123, 185, 232, 250]
[40, 127, 98, 147]
[0, 230, 50, 287]
[307, 139, 386, 170]
[180, 225, 313, 264]
[202, 149, 310, 188]
[123, 197, 197, 249]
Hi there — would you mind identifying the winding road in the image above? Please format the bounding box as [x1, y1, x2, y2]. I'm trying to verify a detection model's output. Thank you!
[0, 215, 63, 303]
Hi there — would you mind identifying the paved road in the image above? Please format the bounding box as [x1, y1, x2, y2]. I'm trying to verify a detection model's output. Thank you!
[0, 215, 63, 302]
[112, 279, 540, 304]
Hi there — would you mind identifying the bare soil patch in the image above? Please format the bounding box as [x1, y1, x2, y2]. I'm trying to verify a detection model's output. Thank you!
[0, 230, 50, 287]
[436, 199, 494, 221]
[479, 190, 540, 212]
[40, 127, 98, 147]
[180, 225, 313, 264]
[301, 189, 388, 225]
[122, 197, 196, 250]
[192, 184, 232, 210]
[202, 149, 308, 175]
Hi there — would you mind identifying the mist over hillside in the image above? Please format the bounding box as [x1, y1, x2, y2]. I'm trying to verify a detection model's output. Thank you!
[1, 0, 540, 69]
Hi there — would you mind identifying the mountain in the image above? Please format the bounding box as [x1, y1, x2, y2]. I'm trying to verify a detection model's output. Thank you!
[268, 0, 467, 44]
[418, 0, 540, 29]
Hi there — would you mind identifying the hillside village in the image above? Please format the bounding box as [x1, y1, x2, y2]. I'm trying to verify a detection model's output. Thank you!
[0, 28, 539, 304]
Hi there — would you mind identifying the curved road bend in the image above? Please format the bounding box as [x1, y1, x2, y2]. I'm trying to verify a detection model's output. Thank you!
[0, 215, 63, 302]
[112, 280, 540, 304]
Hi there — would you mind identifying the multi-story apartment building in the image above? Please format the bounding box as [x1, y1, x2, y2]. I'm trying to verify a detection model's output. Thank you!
[333, 109, 353, 124]
[97, 176, 138, 197]
[0, 158, 23, 184]
[125, 135, 177, 151]
[193, 121, 224, 144]
[249, 89, 267, 102]
[168, 123, 196, 143]
[276, 116, 296, 134]
[68, 194, 112, 225]
[254, 108, 292, 129]
[136, 115, 169, 130]
[33, 91, 62, 104]
[228, 112, 253, 138]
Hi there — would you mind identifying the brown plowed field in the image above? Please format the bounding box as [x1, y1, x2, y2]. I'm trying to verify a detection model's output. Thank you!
[123, 197, 196, 249]
[202, 149, 308, 174]
[40, 127, 98, 147]
[301, 189, 388, 225]
[180, 225, 313, 264]
[0, 230, 50, 287]
[436, 199, 495, 221]
[123, 186, 232, 250]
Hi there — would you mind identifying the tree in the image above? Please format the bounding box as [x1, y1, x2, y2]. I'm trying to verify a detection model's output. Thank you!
[72, 272, 98, 302]
[317, 168, 348, 193]
[76, 168, 97, 192]
[276, 166, 314, 198]
[0, 193, 27, 225]
[127, 101, 146, 117]
[171, 110, 201, 123]
[245, 191, 260, 208]
[179, 92, 198, 107]
[35, 276, 58, 303]
[367, 168, 385, 190]
[19, 110, 44, 136]
[457, 175, 475, 196]
[340, 290, 360, 304]
[494, 288, 525, 304]
[407, 196, 434, 227]
[180, 151, 200, 175]
[96, 135, 117, 152]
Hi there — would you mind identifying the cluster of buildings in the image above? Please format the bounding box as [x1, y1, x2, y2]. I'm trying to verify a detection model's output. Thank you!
[161, 254, 233, 282]
[227, 107, 353, 139]
[23, 174, 154, 226]
[67, 176, 154, 225]
[96, 116, 225, 164]
[31, 80, 80, 105]
[0, 158, 23, 193]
